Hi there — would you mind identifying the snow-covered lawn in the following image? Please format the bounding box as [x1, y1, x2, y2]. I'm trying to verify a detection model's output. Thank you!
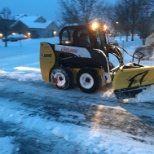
[0, 37, 154, 154]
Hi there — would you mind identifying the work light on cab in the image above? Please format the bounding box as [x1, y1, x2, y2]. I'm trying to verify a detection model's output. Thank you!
[91, 22, 99, 30]
[104, 24, 107, 31]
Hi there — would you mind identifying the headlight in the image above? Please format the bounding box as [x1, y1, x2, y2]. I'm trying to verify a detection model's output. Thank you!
[91, 22, 99, 30]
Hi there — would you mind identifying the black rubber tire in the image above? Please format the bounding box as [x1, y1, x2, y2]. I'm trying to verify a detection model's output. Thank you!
[51, 67, 73, 90]
[76, 68, 101, 93]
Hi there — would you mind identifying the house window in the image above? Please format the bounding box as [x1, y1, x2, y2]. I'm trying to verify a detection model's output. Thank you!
[27, 32, 31, 38]
[53, 31, 57, 36]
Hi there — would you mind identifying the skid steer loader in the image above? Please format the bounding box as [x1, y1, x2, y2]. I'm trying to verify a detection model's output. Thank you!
[40, 22, 154, 99]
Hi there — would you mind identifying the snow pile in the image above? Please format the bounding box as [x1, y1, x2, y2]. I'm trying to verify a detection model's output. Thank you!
[128, 85, 154, 103]
[0, 68, 41, 81]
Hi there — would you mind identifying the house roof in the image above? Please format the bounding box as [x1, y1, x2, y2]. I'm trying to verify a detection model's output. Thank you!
[14, 14, 27, 20]
[19, 15, 53, 29]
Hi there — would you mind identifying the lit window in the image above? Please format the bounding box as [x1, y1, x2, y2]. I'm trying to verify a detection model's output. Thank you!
[0, 33, 3, 38]
[27, 32, 31, 38]
[53, 31, 57, 36]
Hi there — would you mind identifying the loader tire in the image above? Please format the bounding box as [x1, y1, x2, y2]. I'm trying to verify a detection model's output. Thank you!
[51, 67, 73, 90]
[76, 68, 101, 93]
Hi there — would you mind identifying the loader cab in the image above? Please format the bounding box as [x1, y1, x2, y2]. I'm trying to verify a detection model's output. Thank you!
[59, 23, 107, 52]
[58, 23, 123, 68]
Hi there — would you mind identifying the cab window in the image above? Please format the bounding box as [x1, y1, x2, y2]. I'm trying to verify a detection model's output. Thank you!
[61, 29, 74, 45]
[76, 30, 91, 47]
[96, 30, 106, 50]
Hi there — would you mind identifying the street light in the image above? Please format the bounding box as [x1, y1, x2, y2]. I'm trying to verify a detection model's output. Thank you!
[115, 21, 120, 36]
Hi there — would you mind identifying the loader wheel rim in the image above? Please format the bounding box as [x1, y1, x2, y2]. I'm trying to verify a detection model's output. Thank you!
[53, 72, 66, 87]
[79, 73, 94, 89]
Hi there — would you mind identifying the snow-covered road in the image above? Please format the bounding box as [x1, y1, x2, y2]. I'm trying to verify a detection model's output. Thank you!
[0, 77, 154, 153]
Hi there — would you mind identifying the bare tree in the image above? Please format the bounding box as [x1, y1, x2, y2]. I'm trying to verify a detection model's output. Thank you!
[111, 0, 154, 42]
[129, 0, 154, 41]
[0, 7, 12, 47]
[137, 1, 154, 44]
[111, 0, 130, 41]
[1, 7, 11, 19]
[59, 0, 107, 25]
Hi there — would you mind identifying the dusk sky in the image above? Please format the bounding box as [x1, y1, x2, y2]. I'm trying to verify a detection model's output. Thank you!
[0, 0, 117, 21]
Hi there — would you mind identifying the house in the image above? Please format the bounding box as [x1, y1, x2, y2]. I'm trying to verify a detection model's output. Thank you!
[150, 12, 154, 33]
[2, 14, 59, 39]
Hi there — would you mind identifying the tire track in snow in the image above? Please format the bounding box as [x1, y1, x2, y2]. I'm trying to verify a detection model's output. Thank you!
[0, 77, 154, 141]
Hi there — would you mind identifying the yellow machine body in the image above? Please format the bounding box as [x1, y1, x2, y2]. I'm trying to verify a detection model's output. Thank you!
[40, 41, 154, 98]
[113, 66, 154, 90]
[40, 42, 56, 82]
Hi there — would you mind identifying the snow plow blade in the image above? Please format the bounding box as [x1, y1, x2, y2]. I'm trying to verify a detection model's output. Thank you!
[113, 66, 154, 99]
[40, 43, 56, 82]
